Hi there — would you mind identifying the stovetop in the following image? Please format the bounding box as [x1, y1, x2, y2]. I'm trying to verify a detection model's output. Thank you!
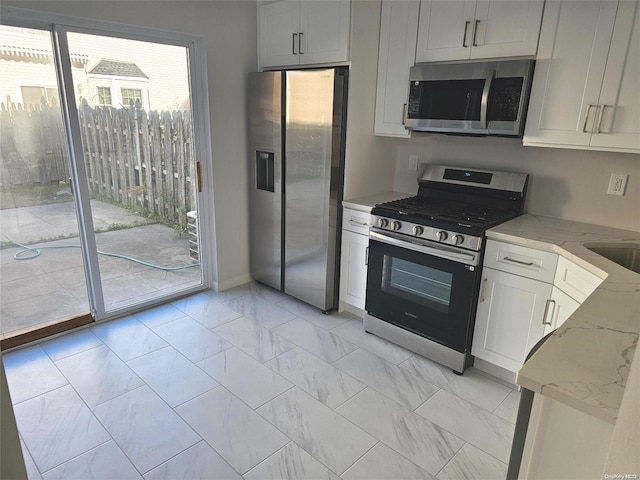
[368, 165, 528, 252]
[373, 196, 518, 231]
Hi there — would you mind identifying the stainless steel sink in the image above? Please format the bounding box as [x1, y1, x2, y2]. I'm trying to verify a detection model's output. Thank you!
[585, 243, 640, 274]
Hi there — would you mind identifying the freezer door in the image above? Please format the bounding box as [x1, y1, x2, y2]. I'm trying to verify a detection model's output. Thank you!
[249, 71, 282, 290]
[284, 69, 346, 310]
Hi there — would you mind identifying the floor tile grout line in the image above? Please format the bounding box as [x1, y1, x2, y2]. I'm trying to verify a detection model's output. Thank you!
[250, 386, 370, 478]
[432, 439, 469, 478]
[411, 390, 518, 467]
[6, 285, 521, 480]
[16, 379, 121, 478]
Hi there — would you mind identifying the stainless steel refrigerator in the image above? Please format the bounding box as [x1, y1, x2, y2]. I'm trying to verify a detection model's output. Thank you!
[248, 68, 348, 312]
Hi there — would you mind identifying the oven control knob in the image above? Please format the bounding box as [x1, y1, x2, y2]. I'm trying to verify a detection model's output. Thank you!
[377, 218, 389, 228]
[436, 231, 448, 242]
[412, 226, 424, 236]
[391, 221, 402, 231]
[452, 234, 464, 245]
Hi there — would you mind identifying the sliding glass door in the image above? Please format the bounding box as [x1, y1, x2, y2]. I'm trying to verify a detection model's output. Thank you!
[64, 31, 203, 314]
[0, 20, 209, 345]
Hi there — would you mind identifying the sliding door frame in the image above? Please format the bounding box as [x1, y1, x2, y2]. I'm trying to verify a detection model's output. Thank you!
[0, 7, 216, 327]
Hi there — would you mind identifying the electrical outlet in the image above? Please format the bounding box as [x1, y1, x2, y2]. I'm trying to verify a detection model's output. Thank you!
[408, 154, 418, 171]
[607, 173, 628, 196]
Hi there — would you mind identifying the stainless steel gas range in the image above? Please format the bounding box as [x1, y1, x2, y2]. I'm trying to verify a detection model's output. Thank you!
[364, 165, 528, 374]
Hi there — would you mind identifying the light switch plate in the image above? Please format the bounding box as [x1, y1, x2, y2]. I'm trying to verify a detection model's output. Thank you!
[607, 173, 628, 196]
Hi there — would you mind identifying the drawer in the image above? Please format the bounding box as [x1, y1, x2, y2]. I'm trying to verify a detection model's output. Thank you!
[554, 256, 603, 303]
[342, 207, 371, 235]
[484, 239, 558, 283]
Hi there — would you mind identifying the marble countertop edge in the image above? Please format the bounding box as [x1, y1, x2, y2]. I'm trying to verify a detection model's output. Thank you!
[490, 213, 640, 423]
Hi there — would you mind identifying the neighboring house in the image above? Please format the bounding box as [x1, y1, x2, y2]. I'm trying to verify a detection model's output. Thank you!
[86, 58, 149, 110]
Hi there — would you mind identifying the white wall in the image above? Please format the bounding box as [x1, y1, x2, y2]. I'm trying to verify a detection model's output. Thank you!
[392, 135, 640, 232]
[3, 0, 258, 289]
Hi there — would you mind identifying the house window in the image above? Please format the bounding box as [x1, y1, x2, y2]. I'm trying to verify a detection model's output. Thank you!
[121, 88, 142, 108]
[96, 86, 111, 107]
[20, 85, 59, 107]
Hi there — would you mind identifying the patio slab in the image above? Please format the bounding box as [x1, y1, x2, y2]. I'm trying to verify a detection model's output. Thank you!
[0, 202, 201, 337]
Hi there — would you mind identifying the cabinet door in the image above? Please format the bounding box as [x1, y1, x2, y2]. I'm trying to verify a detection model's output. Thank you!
[590, 0, 640, 152]
[259, 1, 301, 68]
[523, 1, 618, 148]
[472, 267, 552, 373]
[339, 230, 369, 309]
[299, 1, 351, 65]
[374, 0, 420, 137]
[470, 0, 543, 59]
[416, 0, 477, 62]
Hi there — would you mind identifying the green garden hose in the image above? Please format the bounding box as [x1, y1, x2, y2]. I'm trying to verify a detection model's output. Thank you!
[9, 241, 199, 271]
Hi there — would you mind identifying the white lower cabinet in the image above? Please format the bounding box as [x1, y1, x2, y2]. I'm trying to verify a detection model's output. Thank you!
[340, 230, 369, 310]
[472, 239, 604, 377]
[472, 266, 552, 373]
[339, 207, 371, 311]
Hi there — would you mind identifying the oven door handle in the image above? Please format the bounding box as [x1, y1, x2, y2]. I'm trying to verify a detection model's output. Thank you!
[369, 230, 478, 266]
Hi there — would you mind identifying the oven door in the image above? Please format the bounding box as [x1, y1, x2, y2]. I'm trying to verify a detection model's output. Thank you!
[365, 230, 481, 353]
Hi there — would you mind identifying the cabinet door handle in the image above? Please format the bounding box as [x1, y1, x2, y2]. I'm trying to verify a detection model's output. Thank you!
[462, 21, 470, 47]
[479, 277, 488, 302]
[292, 33, 298, 55]
[542, 299, 556, 326]
[365, 246, 369, 266]
[581, 104, 595, 132]
[503, 256, 534, 266]
[472, 19, 480, 47]
[402, 103, 407, 125]
[299, 32, 303, 55]
[596, 104, 608, 133]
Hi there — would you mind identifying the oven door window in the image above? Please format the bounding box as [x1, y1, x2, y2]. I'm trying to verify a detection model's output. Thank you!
[383, 257, 452, 314]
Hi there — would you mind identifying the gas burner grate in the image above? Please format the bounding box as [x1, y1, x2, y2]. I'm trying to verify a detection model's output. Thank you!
[376, 196, 437, 212]
[437, 205, 514, 226]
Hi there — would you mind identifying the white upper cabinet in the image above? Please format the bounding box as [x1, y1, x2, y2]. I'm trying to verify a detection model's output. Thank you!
[374, 0, 420, 137]
[523, 0, 640, 154]
[259, 0, 351, 68]
[415, 0, 543, 62]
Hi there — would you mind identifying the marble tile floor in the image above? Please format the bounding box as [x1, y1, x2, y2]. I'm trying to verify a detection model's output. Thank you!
[3, 281, 520, 480]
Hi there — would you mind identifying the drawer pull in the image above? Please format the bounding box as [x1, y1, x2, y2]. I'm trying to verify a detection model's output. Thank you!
[542, 299, 556, 326]
[503, 256, 534, 266]
[350, 220, 368, 227]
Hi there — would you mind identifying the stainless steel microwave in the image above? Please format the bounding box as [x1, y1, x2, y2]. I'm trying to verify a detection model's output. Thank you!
[405, 59, 535, 137]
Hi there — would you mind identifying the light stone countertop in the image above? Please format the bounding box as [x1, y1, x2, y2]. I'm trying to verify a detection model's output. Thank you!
[487, 214, 640, 424]
[342, 192, 411, 213]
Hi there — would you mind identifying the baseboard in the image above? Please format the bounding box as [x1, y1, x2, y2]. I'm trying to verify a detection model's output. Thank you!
[473, 358, 518, 386]
[213, 273, 252, 292]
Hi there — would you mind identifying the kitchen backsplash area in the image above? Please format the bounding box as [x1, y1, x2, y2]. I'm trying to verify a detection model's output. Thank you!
[392, 134, 640, 232]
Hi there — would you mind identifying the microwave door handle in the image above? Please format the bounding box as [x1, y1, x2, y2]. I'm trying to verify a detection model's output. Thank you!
[480, 70, 495, 130]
